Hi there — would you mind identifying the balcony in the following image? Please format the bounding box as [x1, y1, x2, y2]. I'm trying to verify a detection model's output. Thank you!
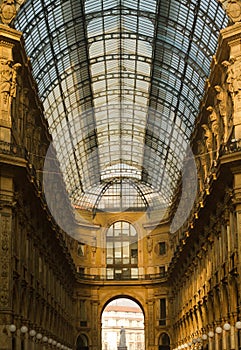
[77, 271, 167, 282]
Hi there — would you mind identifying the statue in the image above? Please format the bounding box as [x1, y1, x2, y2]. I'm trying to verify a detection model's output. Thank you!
[202, 124, 213, 168]
[214, 85, 231, 144]
[0, 59, 21, 119]
[147, 236, 153, 254]
[119, 326, 126, 347]
[206, 106, 222, 159]
[222, 57, 236, 101]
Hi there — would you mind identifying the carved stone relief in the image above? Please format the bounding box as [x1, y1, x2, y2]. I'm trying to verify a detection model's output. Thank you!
[0, 58, 21, 122]
[0, 0, 16, 25]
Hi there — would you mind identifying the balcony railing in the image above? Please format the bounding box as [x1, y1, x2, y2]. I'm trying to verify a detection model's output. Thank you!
[0, 141, 27, 159]
[77, 271, 167, 281]
[221, 138, 241, 154]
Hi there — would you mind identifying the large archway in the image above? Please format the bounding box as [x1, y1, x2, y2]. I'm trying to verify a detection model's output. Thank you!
[102, 298, 145, 350]
[159, 332, 170, 350]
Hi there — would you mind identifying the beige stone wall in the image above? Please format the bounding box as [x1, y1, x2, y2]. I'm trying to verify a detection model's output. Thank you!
[0, 24, 76, 350]
[169, 20, 241, 350]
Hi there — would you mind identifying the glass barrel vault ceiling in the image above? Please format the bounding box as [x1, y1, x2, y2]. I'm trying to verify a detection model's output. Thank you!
[15, 0, 228, 212]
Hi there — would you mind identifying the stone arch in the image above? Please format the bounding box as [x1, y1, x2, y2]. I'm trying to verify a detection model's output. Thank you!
[76, 333, 89, 350]
[158, 332, 170, 350]
[101, 294, 145, 318]
[101, 296, 145, 350]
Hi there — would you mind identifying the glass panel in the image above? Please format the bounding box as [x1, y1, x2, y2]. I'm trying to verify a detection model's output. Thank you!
[114, 242, 121, 258]
[123, 244, 130, 264]
[15, 0, 228, 213]
[106, 268, 114, 279]
[131, 268, 138, 279]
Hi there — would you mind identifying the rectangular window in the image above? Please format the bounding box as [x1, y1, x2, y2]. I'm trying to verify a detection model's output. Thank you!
[78, 267, 84, 275]
[77, 243, 85, 256]
[106, 268, 114, 279]
[159, 242, 166, 255]
[160, 266, 165, 276]
[160, 298, 166, 325]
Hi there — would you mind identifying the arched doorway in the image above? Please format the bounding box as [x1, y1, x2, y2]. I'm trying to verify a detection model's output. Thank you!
[159, 332, 170, 350]
[102, 298, 144, 350]
[76, 334, 89, 350]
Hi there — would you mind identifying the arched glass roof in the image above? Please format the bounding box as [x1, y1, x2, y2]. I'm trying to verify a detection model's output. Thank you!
[15, 0, 228, 212]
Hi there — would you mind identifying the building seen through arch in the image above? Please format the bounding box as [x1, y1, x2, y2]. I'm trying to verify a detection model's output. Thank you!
[1, 1, 241, 350]
[102, 298, 144, 350]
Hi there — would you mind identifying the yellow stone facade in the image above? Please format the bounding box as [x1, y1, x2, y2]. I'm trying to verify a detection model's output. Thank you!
[0, 6, 241, 350]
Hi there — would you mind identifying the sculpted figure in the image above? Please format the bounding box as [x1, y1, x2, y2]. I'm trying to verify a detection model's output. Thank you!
[214, 85, 231, 144]
[202, 124, 213, 168]
[0, 59, 13, 104]
[222, 56, 241, 110]
[206, 106, 222, 158]
[119, 326, 126, 347]
[147, 236, 153, 254]
[0, 59, 21, 118]
[222, 57, 236, 100]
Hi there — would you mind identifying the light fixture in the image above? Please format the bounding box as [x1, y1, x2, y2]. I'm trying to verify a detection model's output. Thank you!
[208, 331, 214, 338]
[20, 326, 28, 334]
[42, 336, 48, 342]
[36, 333, 42, 340]
[52, 340, 57, 346]
[57, 343, 61, 348]
[29, 329, 36, 337]
[223, 323, 231, 331]
[202, 334, 208, 340]
[236, 321, 241, 329]
[9, 324, 16, 333]
[215, 326, 222, 334]
[48, 338, 53, 344]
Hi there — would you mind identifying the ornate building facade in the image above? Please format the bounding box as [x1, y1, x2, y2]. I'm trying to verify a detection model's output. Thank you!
[0, 1, 241, 350]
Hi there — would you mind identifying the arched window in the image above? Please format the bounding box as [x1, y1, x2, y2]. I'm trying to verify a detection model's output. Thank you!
[76, 334, 89, 350]
[106, 221, 138, 280]
[159, 333, 170, 350]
